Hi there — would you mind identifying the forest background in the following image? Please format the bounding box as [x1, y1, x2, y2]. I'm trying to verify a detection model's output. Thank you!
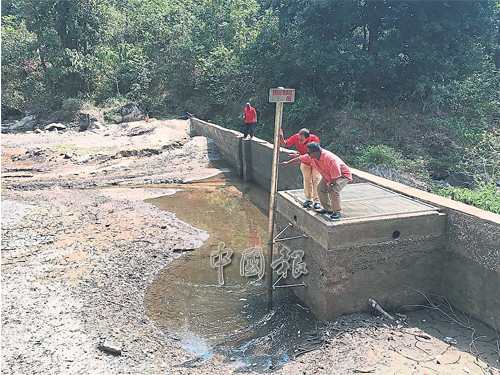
[2, 0, 500, 213]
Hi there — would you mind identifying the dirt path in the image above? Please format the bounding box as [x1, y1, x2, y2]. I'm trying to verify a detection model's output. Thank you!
[2, 120, 499, 374]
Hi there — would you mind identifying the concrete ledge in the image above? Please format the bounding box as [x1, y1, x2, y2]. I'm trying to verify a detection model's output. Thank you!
[191, 117, 303, 190]
[350, 168, 500, 325]
[352, 168, 500, 225]
[274, 212, 445, 321]
[190, 117, 500, 326]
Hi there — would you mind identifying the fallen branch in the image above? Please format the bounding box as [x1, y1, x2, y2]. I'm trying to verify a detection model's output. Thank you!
[353, 369, 375, 373]
[368, 298, 395, 320]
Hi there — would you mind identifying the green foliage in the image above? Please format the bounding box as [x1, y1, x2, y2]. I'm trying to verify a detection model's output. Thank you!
[3, 0, 498, 116]
[422, 66, 500, 138]
[286, 96, 322, 126]
[1, 15, 38, 114]
[2, 0, 500, 215]
[61, 98, 81, 120]
[434, 179, 500, 214]
[459, 131, 500, 182]
[357, 145, 402, 169]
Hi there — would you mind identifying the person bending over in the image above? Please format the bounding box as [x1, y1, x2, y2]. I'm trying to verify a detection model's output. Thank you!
[279, 128, 321, 210]
[280, 142, 352, 220]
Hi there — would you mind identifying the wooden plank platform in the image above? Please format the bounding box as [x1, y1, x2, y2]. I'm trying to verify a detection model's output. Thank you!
[284, 182, 439, 221]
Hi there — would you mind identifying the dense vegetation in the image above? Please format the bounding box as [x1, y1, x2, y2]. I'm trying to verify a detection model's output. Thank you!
[2, 0, 500, 213]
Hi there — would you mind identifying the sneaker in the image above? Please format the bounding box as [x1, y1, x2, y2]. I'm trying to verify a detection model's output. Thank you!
[313, 202, 321, 210]
[330, 212, 341, 220]
[302, 200, 313, 208]
[315, 209, 333, 215]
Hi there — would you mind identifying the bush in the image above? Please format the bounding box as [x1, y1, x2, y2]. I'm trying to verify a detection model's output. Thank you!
[433, 178, 500, 214]
[358, 145, 402, 168]
[61, 98, 81, 120]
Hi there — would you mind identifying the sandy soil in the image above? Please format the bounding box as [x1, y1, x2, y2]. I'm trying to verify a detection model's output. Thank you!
[2, 119, 499, 374]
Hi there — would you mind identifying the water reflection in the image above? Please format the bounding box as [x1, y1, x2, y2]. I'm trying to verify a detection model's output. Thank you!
[143, 165, 500, 372]
[143, 170, 320, 370]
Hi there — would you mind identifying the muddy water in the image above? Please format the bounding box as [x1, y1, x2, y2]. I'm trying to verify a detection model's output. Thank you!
[143, 166, 500, 371]
[144, 167, 320, 370]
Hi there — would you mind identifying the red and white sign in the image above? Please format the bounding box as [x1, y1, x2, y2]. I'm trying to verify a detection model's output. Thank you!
[269, 88, 295, 103]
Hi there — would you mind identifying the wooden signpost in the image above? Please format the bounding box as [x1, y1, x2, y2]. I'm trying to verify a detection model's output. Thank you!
[267, 87, 295, 308]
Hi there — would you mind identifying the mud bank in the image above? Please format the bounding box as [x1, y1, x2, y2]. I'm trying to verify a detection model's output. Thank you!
[2, 120, 499, 374]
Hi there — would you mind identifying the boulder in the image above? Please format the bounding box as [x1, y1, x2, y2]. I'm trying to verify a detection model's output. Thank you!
[427, 162, 450, 181]
[10, 115, 38, 132]
[44, 123, 67, 131]
[119, 103, 144, 123]
[447, 172, 474, 188]
[79, 111, 101, 132]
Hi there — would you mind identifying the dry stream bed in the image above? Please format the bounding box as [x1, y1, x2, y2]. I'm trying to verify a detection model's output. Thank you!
[1, 120, 499, 374]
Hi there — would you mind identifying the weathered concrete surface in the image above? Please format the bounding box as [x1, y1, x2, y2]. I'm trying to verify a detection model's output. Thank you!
[191, 117, 302, 191]
[276, 190, 447, 321]
[190, 118, 242, 169]
[190, 117, 500, 328]
[353, 169, 500, 327]
[279, 186, 446, 249]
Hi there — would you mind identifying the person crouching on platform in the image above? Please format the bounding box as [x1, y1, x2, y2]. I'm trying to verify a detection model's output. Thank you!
[280, 142, 352, 220]
[279, 128, 321, 210]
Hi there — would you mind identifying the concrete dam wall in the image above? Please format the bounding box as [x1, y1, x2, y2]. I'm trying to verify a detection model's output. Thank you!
[190, 117, 500, 327]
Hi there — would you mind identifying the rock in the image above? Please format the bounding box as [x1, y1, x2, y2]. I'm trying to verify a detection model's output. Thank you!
[44, 123, 67, 132]
[427, 162, 449, 181]
[34, 129, 43, 134]
[447, 172, 474, 188]
[119, 103, 145, 123]
[97, 344, 122, 356]
[78, 111, 101, 132]
[9, 115, 38, 133]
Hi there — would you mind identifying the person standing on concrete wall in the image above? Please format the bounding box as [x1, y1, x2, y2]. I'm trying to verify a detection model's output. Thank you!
[279, 128, 322, 210]
[280, 142, 352, 220]
[243, 102, 257, 139]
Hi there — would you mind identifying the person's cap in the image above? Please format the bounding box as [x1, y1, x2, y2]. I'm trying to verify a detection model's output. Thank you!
[246, 102, 251, 106]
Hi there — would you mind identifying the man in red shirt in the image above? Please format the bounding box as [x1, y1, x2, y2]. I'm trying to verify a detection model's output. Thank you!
[280, 142, 352, 220]
[243, 102, 257, 139]
[279, 128, 322, 209]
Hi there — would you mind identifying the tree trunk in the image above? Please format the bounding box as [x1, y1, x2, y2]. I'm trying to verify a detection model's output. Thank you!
[496, 12, 500, 70]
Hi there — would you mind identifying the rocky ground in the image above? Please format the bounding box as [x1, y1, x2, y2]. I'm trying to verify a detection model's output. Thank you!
[2, 119, 499, 374]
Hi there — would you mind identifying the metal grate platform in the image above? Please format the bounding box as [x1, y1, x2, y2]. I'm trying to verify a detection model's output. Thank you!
[284, 182, 439, 221]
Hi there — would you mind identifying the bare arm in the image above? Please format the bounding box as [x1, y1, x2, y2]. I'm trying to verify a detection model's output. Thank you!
[279, 157, 303, 167]
[279, 129, 287, 147]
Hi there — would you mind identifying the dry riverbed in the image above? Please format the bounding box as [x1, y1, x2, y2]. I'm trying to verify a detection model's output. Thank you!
[2, 119, 499, 374]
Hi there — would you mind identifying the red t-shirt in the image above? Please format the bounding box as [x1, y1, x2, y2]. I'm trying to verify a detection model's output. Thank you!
[299, 149, 352, 184]
[244, 106, 257, 123]
[284, 133, 320, 155]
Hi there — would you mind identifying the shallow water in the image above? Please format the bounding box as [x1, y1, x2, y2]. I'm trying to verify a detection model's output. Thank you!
[143, 164, 500, 372]
[143, 165, 321, 371]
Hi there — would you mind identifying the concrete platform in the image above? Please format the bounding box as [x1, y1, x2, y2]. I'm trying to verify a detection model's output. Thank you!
[286, 182, 440, 220]
[278, 183, 445, 250]
[275, 183, 447, 321]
